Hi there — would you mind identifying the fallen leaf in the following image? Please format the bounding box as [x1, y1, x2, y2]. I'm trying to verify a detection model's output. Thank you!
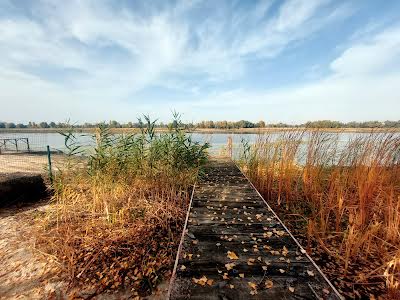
[265, 280, 273, 289]
[229, 284, 235, 289]
[263, 232, 273, 238]
[307, 270, 315, 277]
[193, 276, 208, 286]
[180, 265, 186, 271]
[227, 251, 239, 260]
[225, 263, 236, 270]
[279, 269, 285, 273]
[239, 273, 245, 278]
[248, 282, 257, 289]
[289, 286, 295, 293]
[282, 246, 289, 257]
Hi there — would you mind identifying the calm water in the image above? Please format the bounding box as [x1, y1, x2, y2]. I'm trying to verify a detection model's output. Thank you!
[0, 132, 241, 152]
[0, 131, 385, 154]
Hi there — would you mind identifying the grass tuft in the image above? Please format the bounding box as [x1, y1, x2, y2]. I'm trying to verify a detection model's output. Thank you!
[35, 114, 209, 296]
[237, 129, 400, 298]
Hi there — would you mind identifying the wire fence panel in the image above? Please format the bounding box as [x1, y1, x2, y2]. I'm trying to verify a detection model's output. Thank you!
[0, 133, 66, 175]
[0, 131, 235, 174]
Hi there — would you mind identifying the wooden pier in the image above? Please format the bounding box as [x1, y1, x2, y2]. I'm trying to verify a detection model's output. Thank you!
[168, 159, 342, 300]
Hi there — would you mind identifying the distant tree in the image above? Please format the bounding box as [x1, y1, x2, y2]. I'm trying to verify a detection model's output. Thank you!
[49, 121, 57, 128]
[16, 123, 26, 128]
[204, 121, 215, 128]
[109, 120, 121, 128]
[304, 120, 343, 128]
[345, 121, 359, 128]
[170, 120, 179, 128]
[257, 120, 266, 128]
[6, 122, 16, 128]
[39, 122, 49, 128]
[215, 121, 228, 129]
[0, 122, 5, 128]
[384, 120, 400, 128]
[362, 121, 383, 128]
[237, 120, 255, 128]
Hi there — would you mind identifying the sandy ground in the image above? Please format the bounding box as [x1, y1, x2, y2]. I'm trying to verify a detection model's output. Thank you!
[0, 154, 69, 174]
[0, 204, 66, 300]
[0, 203, 170, 299]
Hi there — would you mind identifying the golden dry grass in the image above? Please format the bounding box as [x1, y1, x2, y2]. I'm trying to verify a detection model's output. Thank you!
[237, 130, 400, 298]
[33, 118, 210, 297]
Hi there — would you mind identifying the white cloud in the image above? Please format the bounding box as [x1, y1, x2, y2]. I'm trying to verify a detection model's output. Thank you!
[180, 25, 400, 122]
[331, 26, 400, 76]
[1, 0, 395, 123]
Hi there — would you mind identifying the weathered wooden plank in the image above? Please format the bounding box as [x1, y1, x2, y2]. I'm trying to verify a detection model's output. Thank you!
[168, 158, 342, 300]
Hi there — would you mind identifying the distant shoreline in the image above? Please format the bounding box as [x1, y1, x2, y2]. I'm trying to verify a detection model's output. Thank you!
[1, 127, 399, 134]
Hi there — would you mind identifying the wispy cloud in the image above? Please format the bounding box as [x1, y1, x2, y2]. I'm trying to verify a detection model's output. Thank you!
[188, 24, 400, 122]
[0, 0, 398, 122]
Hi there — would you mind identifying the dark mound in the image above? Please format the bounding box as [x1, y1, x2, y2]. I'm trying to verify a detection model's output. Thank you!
[0, 173, 48, 208]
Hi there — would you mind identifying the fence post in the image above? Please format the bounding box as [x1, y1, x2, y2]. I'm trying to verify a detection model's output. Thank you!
[227, 136, 233, 158]
[26, 138, 30, 152]
[47, 145, 53, 183]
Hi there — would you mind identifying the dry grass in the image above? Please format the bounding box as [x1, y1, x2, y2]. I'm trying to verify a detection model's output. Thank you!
[33, 116, 209, 297]
[237, 130, 400, 298]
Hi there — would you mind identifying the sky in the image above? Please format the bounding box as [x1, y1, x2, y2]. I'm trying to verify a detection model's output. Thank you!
[0, 0, 400, 124]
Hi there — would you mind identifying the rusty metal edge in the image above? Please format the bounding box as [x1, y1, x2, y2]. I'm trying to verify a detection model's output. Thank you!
[233, 159, 344, 300]
[166, 182, 197, 300]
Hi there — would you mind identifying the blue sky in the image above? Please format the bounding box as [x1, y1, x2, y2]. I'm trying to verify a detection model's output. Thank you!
[1, 0, 400, 123]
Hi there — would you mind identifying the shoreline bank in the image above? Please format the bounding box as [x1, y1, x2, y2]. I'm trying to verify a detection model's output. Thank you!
[1, 127, 400, 134]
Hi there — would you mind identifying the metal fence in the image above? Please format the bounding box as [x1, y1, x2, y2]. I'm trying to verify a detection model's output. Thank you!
[0, 131, 237, 175]
[0, 133, 63, 175]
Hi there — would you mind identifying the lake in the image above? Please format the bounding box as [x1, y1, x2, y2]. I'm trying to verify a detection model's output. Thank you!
[0, 131, 386, 154]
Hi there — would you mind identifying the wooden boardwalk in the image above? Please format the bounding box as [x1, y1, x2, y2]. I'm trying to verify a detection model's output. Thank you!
[168, 159, 342, 300]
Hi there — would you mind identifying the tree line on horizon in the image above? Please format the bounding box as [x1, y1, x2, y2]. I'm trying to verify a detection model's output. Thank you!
[1, 119, 400, 129]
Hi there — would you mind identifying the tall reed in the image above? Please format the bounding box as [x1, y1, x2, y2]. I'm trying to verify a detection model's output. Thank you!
[237, 130, 400, 297]
[35, 114, 209, 296]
